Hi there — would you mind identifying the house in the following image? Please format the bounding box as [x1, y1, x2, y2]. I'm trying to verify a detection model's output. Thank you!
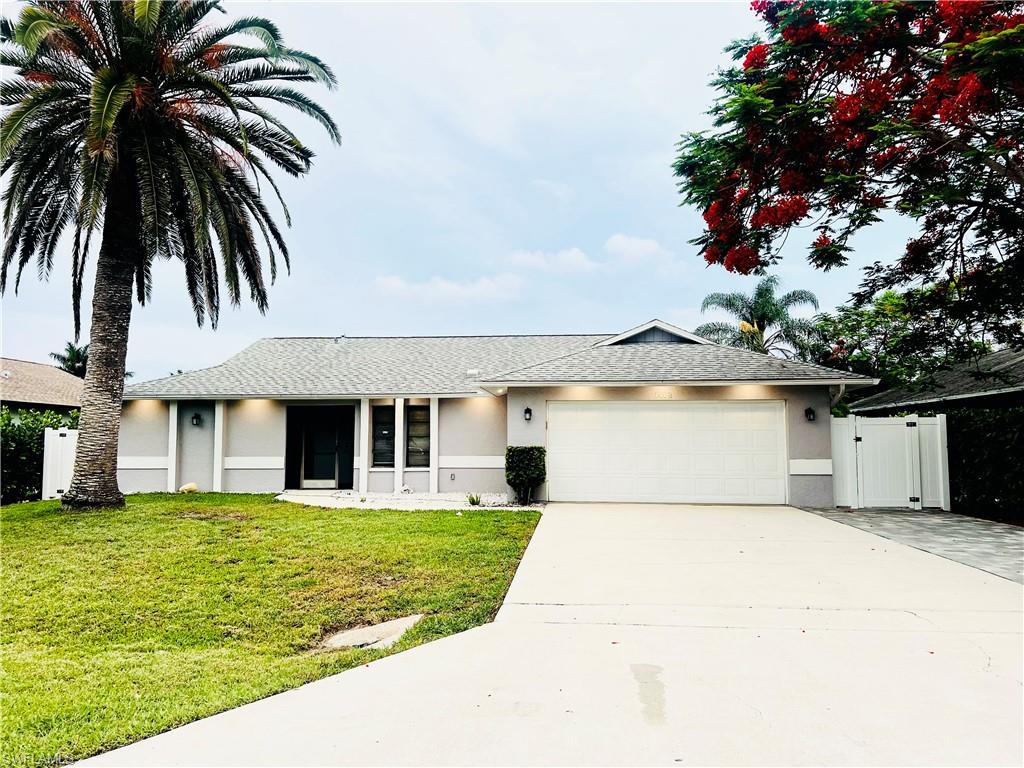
[0, 357, 83, 414]
[119, 320, 874, 506]
[850, 348, 1024, 414]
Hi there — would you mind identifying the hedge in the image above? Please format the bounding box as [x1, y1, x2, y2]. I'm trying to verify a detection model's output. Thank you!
[1, 406, 79, 504]
[946, 406, 1023, 525]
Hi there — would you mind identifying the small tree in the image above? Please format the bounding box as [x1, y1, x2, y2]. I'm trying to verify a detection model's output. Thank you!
[505, 446, 546, 505]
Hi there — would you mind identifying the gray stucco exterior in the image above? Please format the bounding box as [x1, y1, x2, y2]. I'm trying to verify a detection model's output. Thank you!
[115, 322, 869, 505]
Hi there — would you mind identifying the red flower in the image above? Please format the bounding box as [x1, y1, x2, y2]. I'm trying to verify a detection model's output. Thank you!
[724, 245, 761, 273]
[703, 200, 729, 228]
[938, 72, 991, 124]
[833, 93, 862, 122]
[750, 195, 810, 228]
[813, 232, 832, 248]
[936, 0, 985, 26]
[778, 169, 807, 192]
[743, 43, 771, 70]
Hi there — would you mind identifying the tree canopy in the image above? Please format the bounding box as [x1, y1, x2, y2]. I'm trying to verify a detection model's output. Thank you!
[674, 0, 1023, 354]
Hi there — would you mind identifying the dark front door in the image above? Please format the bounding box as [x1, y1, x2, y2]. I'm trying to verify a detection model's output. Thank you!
[285, 406, 355, 490]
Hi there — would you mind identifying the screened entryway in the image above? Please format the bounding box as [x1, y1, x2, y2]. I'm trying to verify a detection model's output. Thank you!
[285, 405, 355, 490]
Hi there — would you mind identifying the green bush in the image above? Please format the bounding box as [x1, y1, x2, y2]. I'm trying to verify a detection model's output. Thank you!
[505, 446, 546, 505]
[947, 406, 1023, 525]
[0, 407, 79, 504]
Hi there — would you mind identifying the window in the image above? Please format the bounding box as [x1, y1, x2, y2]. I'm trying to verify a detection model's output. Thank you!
[406, 405, 430, 468]
[372, 406, 395, 467]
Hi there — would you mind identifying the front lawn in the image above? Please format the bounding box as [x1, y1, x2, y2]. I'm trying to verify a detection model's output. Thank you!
[0, 494, 539, 767]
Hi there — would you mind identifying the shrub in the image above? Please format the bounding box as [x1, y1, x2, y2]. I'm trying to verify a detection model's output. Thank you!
[505, 446, 546, 505]
[0, 407, 79, 504]
[947, 406, 1024, 525]
[466, 493, 482, 506]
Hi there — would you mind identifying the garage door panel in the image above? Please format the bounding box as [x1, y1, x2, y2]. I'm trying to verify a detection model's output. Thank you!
[547, 400, 786, 505]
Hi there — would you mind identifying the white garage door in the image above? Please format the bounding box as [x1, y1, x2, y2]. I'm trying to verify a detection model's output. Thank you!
[546, 400, 787, 504]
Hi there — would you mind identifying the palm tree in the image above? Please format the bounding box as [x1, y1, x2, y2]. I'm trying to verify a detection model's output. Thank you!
[695, 276, 819, 359]
[50, 341, 90, 378]
[1, 1, 339, 508]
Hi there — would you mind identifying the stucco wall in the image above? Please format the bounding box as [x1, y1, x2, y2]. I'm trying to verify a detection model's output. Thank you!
[224, 399, 286, 492]
[402, 470, 429, 492]
[119, 399, 168, 456]
[438, 396, 506, 456]
[367, 471, 394, 493]
[177, 401, 214, 490]
[439, 468, 507, 494]
[506, 384, 833, 506]
[117, 468, 166, 494]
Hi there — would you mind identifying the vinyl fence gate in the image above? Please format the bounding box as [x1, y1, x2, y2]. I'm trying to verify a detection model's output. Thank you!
[831, 415, 950, 510]
[42, 427, 78, 500]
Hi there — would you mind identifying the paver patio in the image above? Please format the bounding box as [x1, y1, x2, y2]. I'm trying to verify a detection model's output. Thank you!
[807, 507, 1023, 583]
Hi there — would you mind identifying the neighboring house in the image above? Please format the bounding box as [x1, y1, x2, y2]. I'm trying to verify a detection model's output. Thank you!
[120, 320, 874, 506]
[851, 348, 1024, 414]
[0, 357, 83, 414]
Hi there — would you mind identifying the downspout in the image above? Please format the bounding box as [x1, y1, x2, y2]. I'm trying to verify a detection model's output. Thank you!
[830, 383, 846, 408]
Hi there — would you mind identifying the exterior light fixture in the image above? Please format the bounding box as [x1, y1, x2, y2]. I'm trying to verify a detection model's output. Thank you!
[804, 407, 816, 422]
[191, 413, 203, 427]
[523, 407, 533, 422]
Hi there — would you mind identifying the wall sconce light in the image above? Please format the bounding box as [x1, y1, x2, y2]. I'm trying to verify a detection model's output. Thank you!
[523, 407, 533, 422]
[191, 412, 203, 427]
[804, 407, 816, 422]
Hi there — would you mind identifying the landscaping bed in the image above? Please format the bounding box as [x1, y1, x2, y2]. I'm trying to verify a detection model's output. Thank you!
[0, 493, 539, 767]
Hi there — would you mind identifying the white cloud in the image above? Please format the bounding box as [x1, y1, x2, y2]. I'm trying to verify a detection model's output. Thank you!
[603, 234, 683, 273]
[508, 247, 598, 273]
[374, 273, 524, 303]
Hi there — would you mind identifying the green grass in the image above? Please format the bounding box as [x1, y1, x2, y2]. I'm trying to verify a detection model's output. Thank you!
[0, 493, 539, 768]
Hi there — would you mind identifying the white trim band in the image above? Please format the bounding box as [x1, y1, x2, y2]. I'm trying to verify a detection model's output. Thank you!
[223, 456, 285, 470]
[438, 455, 505, 469]
[789, 459, 833, 476]
[119, 456, 169, 470]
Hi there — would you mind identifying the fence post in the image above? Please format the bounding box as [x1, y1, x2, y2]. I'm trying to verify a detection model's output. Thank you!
[905, 414, 923, 510]
[936, 413, 951, 511]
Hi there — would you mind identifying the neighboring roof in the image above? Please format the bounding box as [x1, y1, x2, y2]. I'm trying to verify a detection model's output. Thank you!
[0, 358, 83, 408]
[480, 342, 873, 386]
[851, 348, 1024, 413]
[125, 334, 609, 399]
[125, 322, 873, 400]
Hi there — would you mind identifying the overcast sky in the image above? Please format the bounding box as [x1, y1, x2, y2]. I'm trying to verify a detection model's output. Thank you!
[1, 1, 916, 381]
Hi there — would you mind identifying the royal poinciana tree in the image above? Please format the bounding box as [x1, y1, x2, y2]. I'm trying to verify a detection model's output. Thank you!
[675, 0, 1024, 357]
[1, 0, 339, 508]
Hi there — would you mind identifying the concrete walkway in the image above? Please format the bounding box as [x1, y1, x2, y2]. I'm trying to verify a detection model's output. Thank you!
[84, 504, 1023, 767]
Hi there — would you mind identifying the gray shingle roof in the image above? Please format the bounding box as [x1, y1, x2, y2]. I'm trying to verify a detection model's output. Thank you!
[482, 343, 873, 384]
[851, 349, 1024, 413]
[126, 332, 871, 399]
[125, 335, 609, 398]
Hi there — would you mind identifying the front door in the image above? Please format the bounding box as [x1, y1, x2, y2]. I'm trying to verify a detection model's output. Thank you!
[302, 420, 338, 488]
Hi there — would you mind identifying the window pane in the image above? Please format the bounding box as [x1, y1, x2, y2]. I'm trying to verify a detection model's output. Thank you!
[406, 405, 430, 468]
[372, 406, 395, 467]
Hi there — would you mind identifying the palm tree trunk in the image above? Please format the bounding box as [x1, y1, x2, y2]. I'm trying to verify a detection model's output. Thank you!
[62, 170, 141, 510]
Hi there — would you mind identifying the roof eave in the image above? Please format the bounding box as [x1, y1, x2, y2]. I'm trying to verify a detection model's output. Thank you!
[851, 383, 1024, 412]
[477, 378, 877, 389]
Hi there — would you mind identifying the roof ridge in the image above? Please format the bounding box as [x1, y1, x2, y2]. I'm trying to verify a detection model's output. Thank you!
[0, 357, 67, 369]
[261, 333, 615, 340]
[485, 340, 606, 379]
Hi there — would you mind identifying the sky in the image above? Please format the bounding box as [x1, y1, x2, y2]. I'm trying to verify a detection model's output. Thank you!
[1, 1, 917, 381]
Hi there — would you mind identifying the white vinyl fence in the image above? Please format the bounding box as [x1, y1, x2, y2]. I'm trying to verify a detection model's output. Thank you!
[42, 427, 78, 500]
[831, 415, 950, 510]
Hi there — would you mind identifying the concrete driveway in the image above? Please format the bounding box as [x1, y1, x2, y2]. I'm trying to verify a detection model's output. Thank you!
[85, 504, 1023, 766]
